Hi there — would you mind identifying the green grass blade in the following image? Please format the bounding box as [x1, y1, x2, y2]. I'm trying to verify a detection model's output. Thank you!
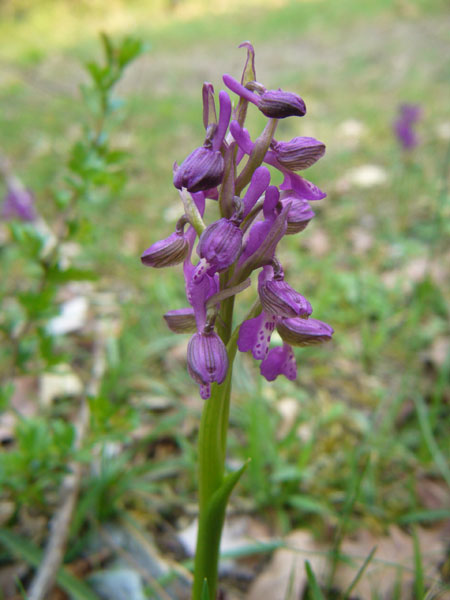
[412, 528, 425, 600]
[342, 546, 377, 599]
[0, 529, 101, 600]
[304, 560, 326, 600]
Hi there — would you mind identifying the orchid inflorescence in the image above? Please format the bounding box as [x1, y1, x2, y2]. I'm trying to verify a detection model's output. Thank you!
[141, 42, 333, 399]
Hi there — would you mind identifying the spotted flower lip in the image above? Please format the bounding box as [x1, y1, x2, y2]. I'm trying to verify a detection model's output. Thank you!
[272, 137, 326, 171]
[141, 230, 189, 268]
[258, 270, 312, 318]
[187, 330, 229, 399]
[163, 308, 197, 333]
[197, 217, 243, 274]
[173, 146, 225, 193]
[277, 317, 334, 346]
[260, 343, 297, 381]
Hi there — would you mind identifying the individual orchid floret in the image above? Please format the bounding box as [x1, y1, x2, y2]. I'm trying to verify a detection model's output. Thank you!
[173, 142, 225, 193]
[187, 324, 229, 399]
[258, 263, 312, 318]
[277, 317, 334, 346]
[196, 207, 243, 276]
[260, 343, 297, 381]
[141, 215, 190, 268]
[1, 184, 36, 222]
[271, 136, 326, 171]
[393, 103, 422, 151]
[163, 308, 197, 333]
[223, 74, 306, 119]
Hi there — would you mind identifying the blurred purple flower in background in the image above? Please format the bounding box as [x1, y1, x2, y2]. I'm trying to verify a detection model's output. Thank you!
[393, 103, 422, 151]
[1, 183, 37, 222]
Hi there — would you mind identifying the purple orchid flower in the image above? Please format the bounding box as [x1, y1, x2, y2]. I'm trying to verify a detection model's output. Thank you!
[229, 120, 326, 201]
[187, 328, 229, 399]
[393, 103, 422, 151]
[1, 184, 37, 222]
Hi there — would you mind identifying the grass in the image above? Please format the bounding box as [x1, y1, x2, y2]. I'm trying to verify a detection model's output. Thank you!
[0, 0, 449, 597]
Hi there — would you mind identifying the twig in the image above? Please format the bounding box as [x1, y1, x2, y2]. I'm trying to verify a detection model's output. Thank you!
[27, 325, 106, 600]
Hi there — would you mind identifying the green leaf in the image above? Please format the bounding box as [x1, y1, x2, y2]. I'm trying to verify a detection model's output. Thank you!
[47, 265, 98, 284]
[288, 495, 333, 517]
[201, 579, 210, 600]
[0, 529, 101, 600]
[117, 37, 145, 68]
[304, 560, 326, 600]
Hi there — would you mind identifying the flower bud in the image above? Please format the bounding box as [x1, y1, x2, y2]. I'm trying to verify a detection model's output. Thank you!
[187, 330, 229, 399]
[273, 137, 325, 171]
[258, 90, 306, 119]
[173, 147, 224, 193]
[280, 194, 315, 234]
[197, 217, 243, 273]
[277, 317, 334, 346]
[163, 308, 197, 333]
[259, 277, 312, 318]
[141, 231, 189, 268]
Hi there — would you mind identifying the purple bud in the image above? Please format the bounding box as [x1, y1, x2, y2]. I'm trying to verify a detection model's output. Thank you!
[258, 269, 312, 318]
[197, 218, 243, 273]
[173, 147, 224, 193]
[141, 230, 189, 268]
[258, 90, 306, 119]
[187, 331, 229, 399]
[273, 137, 325, 171]
[1, 186, 36, 222]
[163, 308, 197, 333]
[280, 193, 315, 234]
[277, 317, 334, 346]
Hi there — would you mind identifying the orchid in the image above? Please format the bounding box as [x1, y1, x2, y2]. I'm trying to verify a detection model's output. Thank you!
[141, 42, 333, 600]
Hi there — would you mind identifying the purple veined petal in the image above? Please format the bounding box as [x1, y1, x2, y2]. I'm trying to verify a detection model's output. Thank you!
[223, 74, 260, 106]
[230, 120, 254, 155]
[202, 82, 217, 129]
[258, 90, 306, 119]
[280, 192, 315, 234]
[272, 136, 325, 171]
[237, 194, 289, 274]
[258, 268, 312, 318]
[173, 147, 225, 193]
[187, 267, 218, 330]
[237, 311, 277, 360]
[197, 218, 243, 273]
[262, 185, 280, 218]
[260, 343, 297, 381]
[277, 317, 334, 346]
[187, 331, 229, 399]
[141, 231, 189, 268]
[163, 308, 197, 333]
[243, 166, 271, 217]
[190, 191, 206, 215]
[212, 90, 232, 151]
[280, 171, 327, 201]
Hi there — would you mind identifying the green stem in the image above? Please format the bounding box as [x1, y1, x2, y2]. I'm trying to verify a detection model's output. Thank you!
[192, 299, 261, 600]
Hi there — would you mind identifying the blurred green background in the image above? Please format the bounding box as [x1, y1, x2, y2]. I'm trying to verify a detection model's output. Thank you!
[0, 0, 449, 597]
